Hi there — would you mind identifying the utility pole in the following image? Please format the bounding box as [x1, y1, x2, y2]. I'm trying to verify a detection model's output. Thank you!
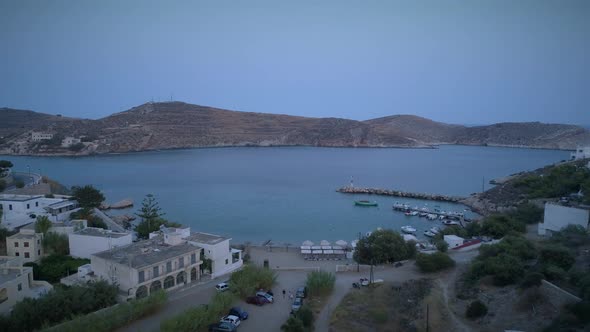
[356, 232, 361, 272]
[426, 304, 430, 332]
[482, 176, 485, 193]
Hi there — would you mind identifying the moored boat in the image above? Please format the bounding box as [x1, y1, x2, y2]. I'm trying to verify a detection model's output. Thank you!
[401, 225, 417, 234]
[429, 226, 441, 234]
[355, 200, 378, 207]
[442, 220, 460, 226]
[423, 230, 436, 237]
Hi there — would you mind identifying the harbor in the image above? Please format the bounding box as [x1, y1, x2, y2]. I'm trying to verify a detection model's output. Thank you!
[336, 186, 464, 203]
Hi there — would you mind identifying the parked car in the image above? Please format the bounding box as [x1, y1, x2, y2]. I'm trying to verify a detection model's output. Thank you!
[295, 286, 307, 298]
[229, 307, 249, 320]
[256, 291, 274, 303]
[220, 315, 241, 327]
[246, 296, 266, 306]
[208, 321, 236, 332]
[360, 278, 370, 286]
[291, 297, 303, 313]
[215, 282, 229, 292]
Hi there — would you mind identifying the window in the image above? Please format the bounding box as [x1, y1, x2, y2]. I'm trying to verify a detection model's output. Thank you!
[24, 242, 29, 247]
[138, 271, 145, 283]
[153, 266, 159, 278]
[25, 252, 30, 258]
[26, 204, 30, 209]
[38, 250, 41, 255]
[35, 202, 39, 207]
[225, 259, 229, 265]
[37, 239, 40, 244]
[166, 261, 172, 273]
[18, 284, 22, 291]
[179, 257, 184, 268]
[14, 242, 19, 247]
[15, 252, 19, 256]
[9, 204, 12, 210]
[191, 253, 196, 264]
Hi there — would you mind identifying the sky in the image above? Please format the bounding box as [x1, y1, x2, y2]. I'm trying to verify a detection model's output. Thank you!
[1, 0, 589, 125]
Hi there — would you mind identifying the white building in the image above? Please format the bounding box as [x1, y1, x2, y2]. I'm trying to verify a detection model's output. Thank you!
[0, 256, 53, 313]
[571, 146, 590, 160]
[69, 227, 132, 259]
[0, 194, 79, 229]
[50, 219, 87, 235]
[61, 137, 82, 147]
[90, 235, 203, 300]
[31, 132, 54, 141]
[538, 203, 590, 236]
[6, 223, 44, 263]
[444, 235, 465, 248]
[150, 226, 243, 278]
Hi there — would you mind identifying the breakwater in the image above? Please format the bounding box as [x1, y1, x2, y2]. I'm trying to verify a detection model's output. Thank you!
[336, 186, 465, 203]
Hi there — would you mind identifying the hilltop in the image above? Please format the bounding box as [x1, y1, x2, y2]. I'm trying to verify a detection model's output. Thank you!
[0, 102, 589, 155]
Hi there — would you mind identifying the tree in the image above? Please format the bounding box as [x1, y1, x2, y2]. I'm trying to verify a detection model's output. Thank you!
[415, 252, 455, 273]
[435, 239, 448, 252]
[42, 232, 69, 256]
[466, 300, 488, 319]
[0, 179, 6, 192]
[15, 180, 24, 188]
[0, 160, 13, 177]
[200, 251, 212, 273]
[134, 194, 170, 238]
[539, 244, 575, 270]
[354, 229, 416, 265]
[281, 316, 305, 332]
[72, 185, 105, 208]
[34, 215, 52, 234]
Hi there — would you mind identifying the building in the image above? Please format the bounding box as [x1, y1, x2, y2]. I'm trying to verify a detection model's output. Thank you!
[0, 194, 79, 229]
[30, 132, 54, 141]
[61, 137, 82, 148]
[444, 235, 465, 248]
[150, 226, 243, 278]
[50, 219, 87, 235]
[571, 146, 590, 160]
[6, 223, 44, 263]
[69, 227, 132, 259]
[0, 256, 53, 313]
[538, 203, 590, 236]
[90, 235, 203, 299]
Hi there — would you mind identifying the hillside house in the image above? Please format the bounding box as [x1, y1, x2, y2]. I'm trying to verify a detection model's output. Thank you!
[538, 203, 590, 236]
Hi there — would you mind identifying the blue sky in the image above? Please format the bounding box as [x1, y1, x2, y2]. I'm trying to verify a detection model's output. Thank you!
[1, 0, 588, 125]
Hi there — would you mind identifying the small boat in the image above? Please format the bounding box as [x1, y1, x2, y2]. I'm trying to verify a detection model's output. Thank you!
[404, 211, 412, 216]
[401, 225, 417, 234]
[426, 214, 438, 220]
[410, 211, 419, 216]
[355, 200, 378, 207]
[419, 212, 428, 218]
[424, 230, 436, 237]
[430, 226, 441, 234]
[442, 220, 460, 226]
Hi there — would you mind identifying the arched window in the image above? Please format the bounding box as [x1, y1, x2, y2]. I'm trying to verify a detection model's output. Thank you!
[177, 271, 186, 285]
[150, 280, 162, 293]
[135, 285, 148, 299]
[164, 276, 175, 289]
[190, 268, 197, 282]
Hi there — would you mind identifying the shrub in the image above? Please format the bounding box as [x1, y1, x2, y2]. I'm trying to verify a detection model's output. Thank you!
[543, 264, 567, 281]
[465, 300, 488, 319]
[43, 232, 70, 256]
[510, 202, 543, 224]
[435, 240, 448, 252]
[370, 309, 388, 324]
[306, 271, 336, 297]
[539, 245, 575, 270]
[68, 143, 85, 151]
[0, 179, 6, 192]
[29, 255, 89, 283]
[415, 253, 455, 273]
[354, 229, 416, 264]
[229, 264, 277, 299]
[281, 316, 305, 332]
[15, 180, 25, 188]
[297, 306, 313, 328]
[521, 272, 544, 288]
[486, 253, 524, 286]
[481, 215, 525, 238]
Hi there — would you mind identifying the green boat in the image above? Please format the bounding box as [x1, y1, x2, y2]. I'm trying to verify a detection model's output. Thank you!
[354, 200, 378, 207]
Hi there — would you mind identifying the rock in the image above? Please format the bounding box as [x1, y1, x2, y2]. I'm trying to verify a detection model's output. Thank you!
[99, 203, 110, 210]
[110, 199, 133, 209]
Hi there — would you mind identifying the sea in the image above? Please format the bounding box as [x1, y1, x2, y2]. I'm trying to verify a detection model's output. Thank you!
[1, 145, 569, 245]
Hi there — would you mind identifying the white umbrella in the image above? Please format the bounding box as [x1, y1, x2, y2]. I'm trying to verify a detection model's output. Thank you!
[320, 240, 331, 246]
[332, 245, 343, 250]
[335, 240, 348, 247]
[302, 240, 314, 246]
[321, 245, 332, 250]
[311, 246, 322, 250]
[300, 246, 311, 250]
[301, 249, 312, 254]
[312, 250, 323, 254]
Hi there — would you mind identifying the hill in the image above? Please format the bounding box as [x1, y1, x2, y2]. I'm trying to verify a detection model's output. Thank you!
[0, 102, 588, 155]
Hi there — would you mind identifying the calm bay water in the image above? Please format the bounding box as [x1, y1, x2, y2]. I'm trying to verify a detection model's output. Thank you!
[2, 146, 568, 244]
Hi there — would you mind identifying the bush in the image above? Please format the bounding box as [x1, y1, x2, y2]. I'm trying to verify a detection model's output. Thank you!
[521, 272, 544, 288]
[370, 309, 388, 324]
[481, 215, 525, 238]
[0, 179, 6, 192]
[415, 253, 455, 273]
[486, 253, 524, 286]
[354, 229, 417, 264]
[465, 300, 488, 319]
[509, 202, 543, 224]
[435, 239, 448, 253]
[306, 271, 336, 297]
[43, 232, 70, 256]
[229, 264, 276, 299]
[543, 264, 567, 281]
[297, 306, 313, 328]
[29, 255, 89, 283]
[281, 316, 305, 332]
[539, 245, 575, 270]
[43, 290, 167, 332]
[15, 180, 25, 188]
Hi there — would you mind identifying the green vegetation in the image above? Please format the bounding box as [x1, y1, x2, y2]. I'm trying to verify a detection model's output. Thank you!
[306, 271, 336, 297]
[465, 300, 488, 319]
[353, 229, 416, 265]
[229, 264, 277, 298]
[0, 160, 13, 177]
[415, 252, 455, 273]
[15, 180, 25, 188]
[0, 179, 6, 192]
[0, 281, 118, 332]
[70, 207, 107, 229]
[514, 163, 590, 203]
[160, 291, 235, 332]
[544, 301, 590, 331]
[25, 254, 89, 283]
[72, 185, 105, 208]
[507, 202, 543, 224]
[43, 232, 70, 256]
[539, 244, 575, 271]
[68, 142, 85, 152]
[480, 214, 526, 238]
[521, 272, 544, 288]
[35, 215, 52, 234]
[134, 194, 182, 238]
[43, 290, 167, 332]
[282, 306, 313, 332]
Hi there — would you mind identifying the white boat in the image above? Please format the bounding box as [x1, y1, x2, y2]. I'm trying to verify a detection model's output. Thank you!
[426, 214, 438, 220]
[410, 211, 419, 216]
[430, 226, 441, 234]
[442, 220, 460, 226]
[401, 225, 417, 234]
[423, 230, 436, 237]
